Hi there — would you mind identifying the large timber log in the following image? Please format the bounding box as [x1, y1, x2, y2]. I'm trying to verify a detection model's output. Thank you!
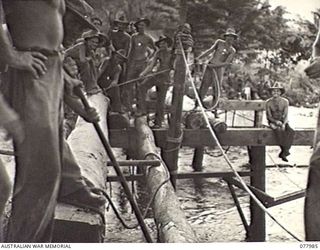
[53, 92, 110, 242]
[134, 117, 198, 243]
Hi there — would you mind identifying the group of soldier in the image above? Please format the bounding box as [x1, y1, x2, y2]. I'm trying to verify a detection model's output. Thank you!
[0, 0, 319, 244]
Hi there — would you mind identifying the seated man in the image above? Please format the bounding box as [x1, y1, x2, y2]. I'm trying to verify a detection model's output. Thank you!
[266, 82, 294, 162]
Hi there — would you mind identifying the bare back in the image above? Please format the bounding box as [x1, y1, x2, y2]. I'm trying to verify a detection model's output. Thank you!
[3, 0, 65, 50]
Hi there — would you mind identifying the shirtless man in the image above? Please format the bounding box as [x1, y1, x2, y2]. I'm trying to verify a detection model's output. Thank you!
[0, 0, 67, 242]
[110, 16, 131, 56]
[124, 17, 157, 112]
[136, 36, 173, 127]
[304, 19, 320, 241]
[195, 28, 237, 109]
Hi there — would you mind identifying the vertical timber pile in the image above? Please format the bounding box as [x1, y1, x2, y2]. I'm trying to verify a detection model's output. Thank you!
[162, 24, 193, 188]
[248, 109, 266, 241]
[135, 117, 198, 242]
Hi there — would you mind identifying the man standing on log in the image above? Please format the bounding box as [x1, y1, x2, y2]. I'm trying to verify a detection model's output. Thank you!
[304, 16, 320, 241]
[194, 28, 237, 111]
[124, 18, 157, 113]
[0, 0, 87, 242]
[136, 36, 173, 127]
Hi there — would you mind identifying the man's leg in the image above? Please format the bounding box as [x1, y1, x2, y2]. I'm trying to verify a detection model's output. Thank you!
[6, 56, 63, 242]
[195, 67, 212, 108]
[155, 82, 169, 127]
[58, 140, 105, 208]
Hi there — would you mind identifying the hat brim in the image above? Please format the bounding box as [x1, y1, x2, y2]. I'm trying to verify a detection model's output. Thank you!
[223, 33, 238, 38]
[63, 6, 98, 47]
[269, 87, 285, 94]
[134, 19, 150, 27]
[155, 37, 172, 47]
[114, 20, 129, 25]
[84, 34, 108, 46]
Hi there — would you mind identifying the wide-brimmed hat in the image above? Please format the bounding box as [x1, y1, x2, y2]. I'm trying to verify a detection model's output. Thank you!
[269, 82, 285, 95]
[114, 16, 129, 25]
[155, 36, 173, 47]
[82, 29, 108, 46]
[112, 49, 127, 61]
[223, 28, 238, 38]
[134, 17, 150, 27]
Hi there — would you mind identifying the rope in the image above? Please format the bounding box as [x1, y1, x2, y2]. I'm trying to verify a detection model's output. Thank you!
[267, 152, 304, 190]
[103, 153, 171, 230]
[178, 38, 302, 242]
[105, 69, 170, 91]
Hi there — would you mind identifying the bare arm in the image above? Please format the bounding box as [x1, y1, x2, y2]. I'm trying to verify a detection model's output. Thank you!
[305, 24, 320, 78]
[147, 36, 157, 59]
[140, 51, 158, 76]
[196, 39, 220, 61]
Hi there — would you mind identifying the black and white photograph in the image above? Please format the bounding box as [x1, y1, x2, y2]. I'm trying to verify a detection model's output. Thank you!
[0, 0, 319, 248]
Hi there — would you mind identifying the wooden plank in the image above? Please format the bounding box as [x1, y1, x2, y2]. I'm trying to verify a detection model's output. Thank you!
[109, 128, 314, 148]
[267, 190, 305, 208]
[106, 160, 161, 167]
[107, 171, 251, 182]
[217, 100, 266, 111]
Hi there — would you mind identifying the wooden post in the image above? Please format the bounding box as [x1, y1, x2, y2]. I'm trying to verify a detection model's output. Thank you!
[247, 146, 266, 242]
[247, 108, 266, 241]
[162, 25, 193, 188]
[135, 117, 198, 242]
[192, 147, 204, 172]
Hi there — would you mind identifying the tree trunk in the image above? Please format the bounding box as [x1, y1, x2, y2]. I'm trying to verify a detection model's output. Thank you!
[135, 117, 198, 243]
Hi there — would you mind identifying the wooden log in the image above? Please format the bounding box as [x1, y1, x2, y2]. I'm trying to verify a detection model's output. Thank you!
[109, 128, 314, 148]
[162, 28, 193, 188]
[134, 117, 198, 243]
[218, 100, 266, 111]
[53, 92, 109, 242]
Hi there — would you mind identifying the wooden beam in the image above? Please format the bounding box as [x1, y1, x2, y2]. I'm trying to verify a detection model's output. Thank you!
[109, 128, 314, 148]
[107, 171, 251, 182]
[218, 100, 266, 111]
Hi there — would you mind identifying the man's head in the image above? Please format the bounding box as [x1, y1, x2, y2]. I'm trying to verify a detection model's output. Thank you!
[155, 36, 172, 49]
[91, 16, 102, 27]
[82, 30, 107, 50]
[269, 82, 285, 97]
[223, 28, 238, 44]
[114, 16, 129, 31]
[134, 18, 150, 33]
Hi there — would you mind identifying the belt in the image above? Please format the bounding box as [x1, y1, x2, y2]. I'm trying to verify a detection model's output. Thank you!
[15, 46, 65, 57]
